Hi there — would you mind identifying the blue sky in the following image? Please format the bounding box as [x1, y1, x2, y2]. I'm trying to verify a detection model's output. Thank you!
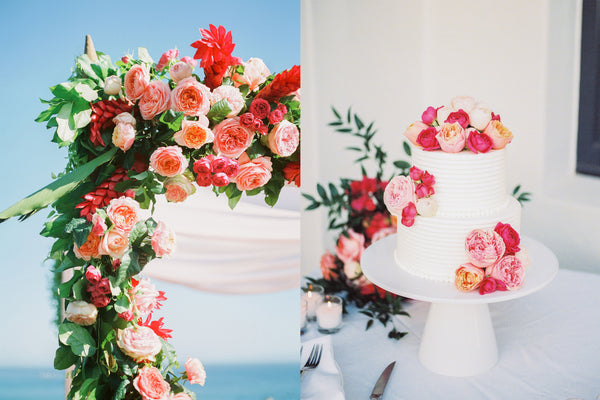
[0, 0, 300, 367]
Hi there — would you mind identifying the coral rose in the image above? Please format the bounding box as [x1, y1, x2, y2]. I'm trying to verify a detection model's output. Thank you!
[174, 120, 214, 149]
[488, 255, 525, 290]
[231, 57, 271, 91]
[455, 263, 485, 292]
[383, 176, 417, 216]
[98, 228, 129, 259]
[185, 357, 206, 386]
[335, 229, 365, 264]
[169, 61, 194, 83]
[117, 326, 162, 363]
[151, 221, 176, 257]
[212, 117, 254, 158]
[150, 146, 188, 177]
[403, 121, 428, 146]
[124, 64, 150, 101]
[130, 278, 165, 317]
[139, 80, 171, 120]
[73, 231, 101, 261]
[164, 175, 196, 203]
[465, 229, 506, 268]
[210, 85, 245, 117]
[133, 366, 171, 400]
[234, 155, 272, 191]
[106, 196, 141, 233]
[484, 120, 513, 150]
[320, 251, 339, 281]
[436, 122, 466, 153]
[171, 77, 211, 116]
[65, 301, 98, 326]
[267, 120, 300, 157]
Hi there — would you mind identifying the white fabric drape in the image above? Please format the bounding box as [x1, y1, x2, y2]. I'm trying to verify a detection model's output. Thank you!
[143, 187, 300, 294]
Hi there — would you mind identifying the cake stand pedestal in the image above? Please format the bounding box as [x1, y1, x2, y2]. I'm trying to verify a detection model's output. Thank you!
[361, 235, 558, 377]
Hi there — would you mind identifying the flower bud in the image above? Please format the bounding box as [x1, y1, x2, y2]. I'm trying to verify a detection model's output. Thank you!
[65, 301, 98, 326]
[104, 76, 122, 95]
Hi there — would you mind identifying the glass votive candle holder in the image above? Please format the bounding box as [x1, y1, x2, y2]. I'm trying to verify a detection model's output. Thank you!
[316, 295, 343, 334]
[302, 284, 324, 322]
[300, 296, 308, 335]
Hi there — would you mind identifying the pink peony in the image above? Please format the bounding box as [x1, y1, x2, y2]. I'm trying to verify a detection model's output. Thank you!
[171, 77, 211, 116]
[112, 122, 136, 151]
[267, 120, 300, 157]
[139, 81, 171, 120]
[157, 48, 179, 71]
[212, 117, 255, 158]
[401, 202, 417, 227]
[466, 129, 493, 153]
[151, 221, 176, 257]
[130, 278, 166, 317]
[185, 357, 207, 386]
[416, 127, 441, 151]
[465, 229, 506, 268]
[320, 251, 339, 280]
[488, 255, 525, 290]
[455, 263, 485, 292]
[403, 121, 428, 146]
[211, 85, 245, 117]
[173, 120, 214, 149]
[124, 64, 150, 101]
[436, 122, 466, 153]
[421, 106, 438, 125]
[169, 61, 194, 83]
[445, 109, 470, 128]
[494, 222, 520, 255]
[85, 265, 102, 284]
[65, 301, 98, 326]
[98, 228, 129, 259]
[150, 146, 188, 177]
[234, 154, 272, 191]
[164, 175, 196, 203]
[484, 120, 513, 150]
[106, 196, 141, 233]
[133, 366, 171, 400]
[335, 229, 365, 264]
[117, 326, 162, 362]
[383, 176, 417, 216]
[231, 57, 271, 91]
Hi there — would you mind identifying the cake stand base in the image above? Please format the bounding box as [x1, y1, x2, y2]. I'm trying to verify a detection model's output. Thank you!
[361, 235, 558, 377]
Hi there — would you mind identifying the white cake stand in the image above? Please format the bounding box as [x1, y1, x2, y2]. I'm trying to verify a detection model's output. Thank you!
[361, 235, 558, 377]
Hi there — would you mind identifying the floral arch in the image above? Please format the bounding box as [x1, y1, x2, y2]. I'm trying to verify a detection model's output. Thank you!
[0, 25, 300, 399]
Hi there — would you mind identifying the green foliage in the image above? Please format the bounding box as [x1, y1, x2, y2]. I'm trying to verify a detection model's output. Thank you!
[512, 184, 532, 205]
[58, 322, 97, 357]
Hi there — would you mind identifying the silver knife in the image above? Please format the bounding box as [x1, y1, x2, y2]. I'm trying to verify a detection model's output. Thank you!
[369, 361, 396, 399]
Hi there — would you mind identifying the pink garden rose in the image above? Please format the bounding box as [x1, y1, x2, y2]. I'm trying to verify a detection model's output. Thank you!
[169, 61, 194, 83]
[416, 127, 441, 151]
[171, 77, 211, 116]
[164, 175, 196, 203]
[455, 263, 485, 292]
[494, 222, 520, 255]
[139, 81, 171, 120]
[65, 301, 98, 326]
[85, 265, 102, 284]
[436, 122, 466, 153]
[335, 229, 365, 264]
[124, 64, 150, 101]
[383, 176, 417, 216]
[488, 255, 525, 290]
[231, 57, 271, 91]
[91, 213, 107, 237]
[211, 85, 245, 117]
[150, 146, 188, 177]
[151, 221, 176, 257]
[106, 196, 141, 233]
[267, 120, 300, 157]
[185, 357, 207, 386]
[445, 109, 470, 128]
[234, 154, 272, 191]
[173, 120, 214, 149]
[212, 117, 255, 158]
[112, 123, 136, 151]
[421, 106, 438, 125]
[130, 278, 165, 317]
[484, 120, 513, 150]
[133, 366, 171, 400]
[117, 326, 162, 362]
[157, 48, 179, 71]
[403, 121, 428, 146]
[98, 228, 129, 259]
[465, 229, 506, 268]
[466, 128, 493, 153]
[468, 104, 493, 131]
[409, 166, 423, 181]
[320, 251, 339, 281]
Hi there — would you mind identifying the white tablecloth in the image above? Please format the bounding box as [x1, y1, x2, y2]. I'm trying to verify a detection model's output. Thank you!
[301, 269, 600, 399]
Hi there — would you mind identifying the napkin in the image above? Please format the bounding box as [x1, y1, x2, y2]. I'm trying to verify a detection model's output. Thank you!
[300, 335, 345, 400]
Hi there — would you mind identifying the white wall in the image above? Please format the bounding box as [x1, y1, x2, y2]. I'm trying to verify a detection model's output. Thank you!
[301, 0, 600, 274]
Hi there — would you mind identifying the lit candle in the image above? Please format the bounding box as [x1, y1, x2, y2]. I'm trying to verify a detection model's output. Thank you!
[316, 295, 343, 333]
[302, 284, 324, 321]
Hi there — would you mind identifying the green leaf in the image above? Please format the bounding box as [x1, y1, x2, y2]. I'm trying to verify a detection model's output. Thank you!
[366, 319, 374, 331]
[114, 378, 129, 400]
[54, 345, 79, 370]
[129, 221, 148, 248]
[207, 99, 233, 124]
[114, 295, 130, 314]
[331, 106, 341, 120]
[158, 109, 184, 132]
[393, 160, 411, 170]
[228, 193, 242, 209]
[512, 184, 521, 195]
[0, 147, 117, 222]
[354, 114, 364, 130]
[403, 141, 412, 156]
[65, 218, 91, 247]
[56, 102, 75, 143]
[58, 322, 96, 357]
[305, 202, 320, 211]
[74, 82, 98, 102]
[316, 184, 328, 201]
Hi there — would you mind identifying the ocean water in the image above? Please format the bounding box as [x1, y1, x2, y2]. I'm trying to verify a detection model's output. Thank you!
[0, 364, 300, 400]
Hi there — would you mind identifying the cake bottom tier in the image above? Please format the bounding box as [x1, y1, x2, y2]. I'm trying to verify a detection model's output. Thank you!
[394, 197, 522, 282]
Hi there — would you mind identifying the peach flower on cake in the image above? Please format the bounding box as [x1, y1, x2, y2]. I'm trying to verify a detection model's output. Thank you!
[335, 228, 365, 264]
[106, 196, 141, 233]
[124, 64, 150, 101]
[234, 153, 272, 191]
[133, 366, 170, 400]
[468, 103, 493, 131]
[465, 229, 506, 268]
[231, 57, 271, 91]
[267, 120, 300, 157]
[403, 121, 428, 146]
[173, 120, 214, 149]
[151, 221, 176, 257]
[185, 357, 207, 386]
[117, 326, 162, 362]
[163, 175, 196, 203]
[65, 301, 98, 326]
[210, 85, 245, 117]
[73, 231, 101, 261]
[149, 146, 188, 177]
[436, 122, 466, 153]
[436, 105, 453, 125]
[484, 120, 513, 150]
[383, 176, 417, 216]
[169, 61, 194, 83]
[171, 77, 211, 116]
[99, 228, 129, 259]
[213, 118, 254, 158]
[139, 81, 171, 120]
[455, 263, 485, 292]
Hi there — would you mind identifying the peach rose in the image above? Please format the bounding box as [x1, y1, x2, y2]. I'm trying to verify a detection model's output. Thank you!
[344, 261, 362, 280]
[234, 155, 272, 191]
[104, 75, 122, 96]
[212, 117, 255, 158]
[231, 57, 270, 91]
[112, 123, 136, 151]
[139, 80, 171, 120]
[113, 112, 136, 126]
[383, 176, 417, 216]
[106, 196, 141, 233]
[150, 146, 188, 177]
[99, 228, 129, 259]
[211, 85, 245, 117]
[484, 120, 513, 150]
[130, 278, 163, 317]
[436, 122, 466, 153]
[450, 95, 476, 113]
[465, 229, 506, 268]
[184, 357, 206, 386]
[455, 263, 485, 292]
[73, 231, 101, 261]
[336, 229, 365, 264]
[163, 175, 196, 203]
[124, 64, 150, 101]
[468, 103, 493, 131]
[173, 120, 214, 149]
[171, 77, 211, 116]
[403, 121, 428, 146]
[436, 105, 453, 125]
[133, 366, 170, 400]
[169, 61, 193, 83]
[267, 120, 299, 157]
[320, 251, 339, 280]
[151, 221, 176, 257]
[488, 255, 525, 290]
[65, 301, 98, 326]
[117, 326, 162, 362]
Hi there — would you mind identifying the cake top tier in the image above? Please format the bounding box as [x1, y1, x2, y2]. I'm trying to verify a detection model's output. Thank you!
[403, 96, 513, 154]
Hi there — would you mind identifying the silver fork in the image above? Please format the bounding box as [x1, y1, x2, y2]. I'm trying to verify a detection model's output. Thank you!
[301, 344, 323, 376]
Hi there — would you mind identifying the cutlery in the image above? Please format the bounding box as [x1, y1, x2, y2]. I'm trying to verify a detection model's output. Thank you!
[369, 361, 396, 399]
[301, 343, 323, 376]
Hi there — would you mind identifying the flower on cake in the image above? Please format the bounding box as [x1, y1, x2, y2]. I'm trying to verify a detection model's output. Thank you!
[384, 166, 437, 227]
